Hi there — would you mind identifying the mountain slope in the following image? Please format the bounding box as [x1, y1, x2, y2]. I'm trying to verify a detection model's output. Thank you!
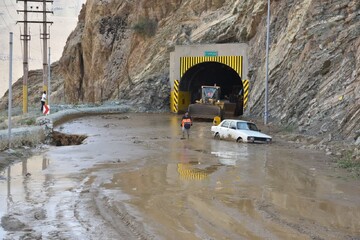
[1, 0, 359, 143]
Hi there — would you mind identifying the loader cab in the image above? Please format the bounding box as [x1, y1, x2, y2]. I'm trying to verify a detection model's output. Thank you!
[201, 86, 221, 104]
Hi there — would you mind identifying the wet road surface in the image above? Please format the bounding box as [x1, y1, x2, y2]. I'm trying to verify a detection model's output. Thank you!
[1, 113, 360, 239]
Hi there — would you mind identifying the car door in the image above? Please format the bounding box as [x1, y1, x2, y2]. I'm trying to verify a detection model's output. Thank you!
[228, 121, 238, 140]
[219, 120, 230, 138]
[236, 122, 249, 142]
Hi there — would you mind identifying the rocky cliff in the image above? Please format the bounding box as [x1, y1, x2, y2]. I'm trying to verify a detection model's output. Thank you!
[1, 0, 359, 143]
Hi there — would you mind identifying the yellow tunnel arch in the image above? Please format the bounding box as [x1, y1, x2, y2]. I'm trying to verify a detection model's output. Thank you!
[170, 56, 249, 114]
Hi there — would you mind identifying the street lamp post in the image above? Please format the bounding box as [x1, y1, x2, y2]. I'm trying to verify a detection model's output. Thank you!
[264, 0, 270, 125]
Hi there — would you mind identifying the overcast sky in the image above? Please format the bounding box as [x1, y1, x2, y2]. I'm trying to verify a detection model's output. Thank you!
[0, 0, 86, 97]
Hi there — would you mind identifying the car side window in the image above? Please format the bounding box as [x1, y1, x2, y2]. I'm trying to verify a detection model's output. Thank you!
[221, 121, 230, 128]
[237, 122, 248, 130]
[230, 121, 236, 129]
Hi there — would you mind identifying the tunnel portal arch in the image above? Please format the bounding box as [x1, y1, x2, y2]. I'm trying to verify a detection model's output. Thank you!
[179, 61, 243, 104]
[169, 44, 249, 114]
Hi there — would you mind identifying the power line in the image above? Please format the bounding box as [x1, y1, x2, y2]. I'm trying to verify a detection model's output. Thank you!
[9, 0, 17, 9]
[0, 0, 17, 31]
[4, 0, 15, 21]
[0, 14, 12, 31]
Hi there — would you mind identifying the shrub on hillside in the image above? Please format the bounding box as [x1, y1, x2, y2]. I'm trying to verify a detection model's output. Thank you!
[132, 18, 157, 37]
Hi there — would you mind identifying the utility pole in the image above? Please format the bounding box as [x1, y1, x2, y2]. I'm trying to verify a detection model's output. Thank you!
[17, 0, 30, 114]
[48, 47, 51, 107]
[41, 0, 51, 100]
[264, 0, 270, 125]
[17, 0, 53, 114]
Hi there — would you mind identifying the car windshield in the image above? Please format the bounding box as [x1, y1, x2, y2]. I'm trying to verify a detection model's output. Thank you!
[236, 122, 259, 131]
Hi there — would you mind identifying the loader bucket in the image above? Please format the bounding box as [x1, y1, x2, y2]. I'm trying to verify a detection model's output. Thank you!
[188, 104, 223, 120]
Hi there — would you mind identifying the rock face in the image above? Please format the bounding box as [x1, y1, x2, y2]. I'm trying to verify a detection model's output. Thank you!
[249, 0, 360, 142]
[1, 0, 359, 142]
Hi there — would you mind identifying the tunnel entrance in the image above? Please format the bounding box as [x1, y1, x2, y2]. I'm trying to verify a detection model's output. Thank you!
[179, 62, 244, 115]
[169, 44, 249, 114]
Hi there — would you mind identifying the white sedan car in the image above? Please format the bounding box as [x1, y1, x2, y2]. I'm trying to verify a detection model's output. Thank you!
[211, 119, 272, 143]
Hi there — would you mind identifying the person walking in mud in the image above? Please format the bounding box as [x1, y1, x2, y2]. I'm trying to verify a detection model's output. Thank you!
[180, 112, 193, 139]
[40, 91, 46, 112]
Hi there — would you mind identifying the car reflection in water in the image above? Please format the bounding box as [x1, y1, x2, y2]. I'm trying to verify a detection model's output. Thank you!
[210, 140, 249, 166]
[174, 125, 253, 181]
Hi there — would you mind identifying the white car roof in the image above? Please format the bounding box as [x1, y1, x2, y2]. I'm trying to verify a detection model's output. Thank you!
[221, 119, 252, 124]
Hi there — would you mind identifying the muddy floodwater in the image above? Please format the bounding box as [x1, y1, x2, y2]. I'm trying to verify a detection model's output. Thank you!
[1, 113, 360, 239]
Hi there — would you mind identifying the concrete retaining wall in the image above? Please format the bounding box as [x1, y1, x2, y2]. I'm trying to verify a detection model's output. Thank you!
[0, 105, 132, 151]
[0, 126, 45, 151]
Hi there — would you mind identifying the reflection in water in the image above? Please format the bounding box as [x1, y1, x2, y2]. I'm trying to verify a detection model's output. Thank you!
[2, 114, 359, 238]
[0, 155, 51, 217]
[261, 145, 268, 201]
[177, 162, 219, 181]
[77, 114, 360, 237]
[22, 159, 27, 176]
[176, 140, 220, 181]
[210, 140, 249, 166]
[42, 157, 50, 170]
[7, 166, 12, 208]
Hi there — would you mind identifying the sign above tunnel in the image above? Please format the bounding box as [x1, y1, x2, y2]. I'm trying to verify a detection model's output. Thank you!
[204, 51, 218, 56]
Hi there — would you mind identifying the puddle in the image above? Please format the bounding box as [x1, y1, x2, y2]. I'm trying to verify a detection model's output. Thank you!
[1, 113, 360, 239]
[0, 155, 50, 237]
[89, 114, 360, 239]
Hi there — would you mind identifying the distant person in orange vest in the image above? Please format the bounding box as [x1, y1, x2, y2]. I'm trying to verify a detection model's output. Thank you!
[180, 112, 193, 139]
[40, 91, 46, 112]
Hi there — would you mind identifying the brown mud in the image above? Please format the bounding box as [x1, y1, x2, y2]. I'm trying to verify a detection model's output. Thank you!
[50, 131, 87, 146]
[1, 113, 359, 239]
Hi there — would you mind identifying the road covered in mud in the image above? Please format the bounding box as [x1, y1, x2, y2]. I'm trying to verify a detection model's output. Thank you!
[1, 113, 360, 239]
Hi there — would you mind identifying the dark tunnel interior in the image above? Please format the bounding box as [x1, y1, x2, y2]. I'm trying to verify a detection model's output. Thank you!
[179, 62, 243, 103]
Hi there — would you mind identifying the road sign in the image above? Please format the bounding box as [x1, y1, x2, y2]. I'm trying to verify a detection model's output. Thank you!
[204, 51, 218, 56]
[43, 104, 50, 115]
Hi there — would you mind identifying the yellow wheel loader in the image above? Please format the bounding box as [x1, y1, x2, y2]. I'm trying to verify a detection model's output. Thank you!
[188, 85, 241, 121]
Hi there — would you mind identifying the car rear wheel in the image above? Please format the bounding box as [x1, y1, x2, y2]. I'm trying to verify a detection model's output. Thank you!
[214, 133, 220, 140]
[236, 137, 243, 143]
